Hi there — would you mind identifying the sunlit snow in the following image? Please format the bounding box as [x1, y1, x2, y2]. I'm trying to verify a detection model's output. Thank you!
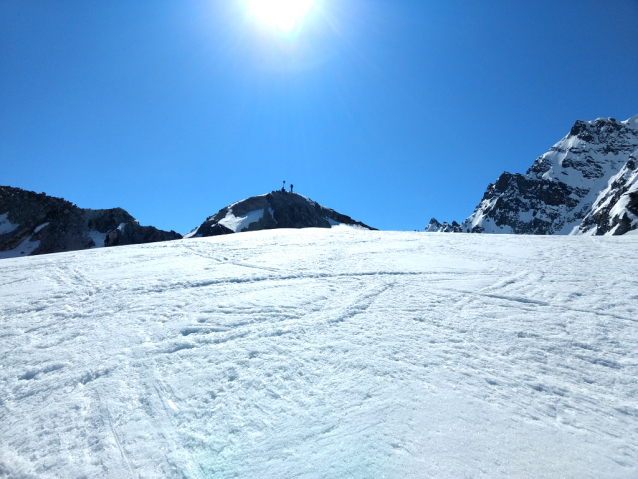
[218, 209, 265, 233]
[0, 228, 636, 478]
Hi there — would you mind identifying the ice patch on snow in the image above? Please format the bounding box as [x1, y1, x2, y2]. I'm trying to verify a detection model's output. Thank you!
[219, 209, 265, 232]
[0, 212, 19, 235]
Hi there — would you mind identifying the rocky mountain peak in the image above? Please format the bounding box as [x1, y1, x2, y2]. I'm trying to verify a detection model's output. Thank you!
[424, 218, 462, 233]
[187, 190, 375, 238]
[426, 113, 638, 236]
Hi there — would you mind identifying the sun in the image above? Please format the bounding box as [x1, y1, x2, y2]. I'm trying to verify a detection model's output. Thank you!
[247, 0, 315, 34]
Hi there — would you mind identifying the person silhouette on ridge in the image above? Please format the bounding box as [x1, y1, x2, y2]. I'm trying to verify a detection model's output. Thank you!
[282, 180, 286, 192]
[290, 184, 294, 194]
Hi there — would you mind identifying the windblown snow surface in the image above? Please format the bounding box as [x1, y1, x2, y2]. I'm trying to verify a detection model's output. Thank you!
[0, 227, 636, 478]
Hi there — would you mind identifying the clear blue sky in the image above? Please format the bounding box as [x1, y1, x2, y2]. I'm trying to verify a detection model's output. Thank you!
[1, 0, 637, 233]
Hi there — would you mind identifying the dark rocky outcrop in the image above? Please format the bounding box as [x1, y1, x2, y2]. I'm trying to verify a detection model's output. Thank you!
[193, 223, 235, 238]
[462, 172, 579, 234]
[0, 185, 181, 258]
[424, 218, 463, 233]
[189, 191, 375, 238]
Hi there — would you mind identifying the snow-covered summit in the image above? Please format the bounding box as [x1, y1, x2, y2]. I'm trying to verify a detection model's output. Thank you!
[429, 114, 638, 235]
[186, 190, 375, 238]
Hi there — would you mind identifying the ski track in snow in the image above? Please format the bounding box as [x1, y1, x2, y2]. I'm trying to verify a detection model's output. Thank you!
[0, 229, 636, 478]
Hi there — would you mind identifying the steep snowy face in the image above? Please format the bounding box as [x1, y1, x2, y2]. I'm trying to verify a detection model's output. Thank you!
[579, 150, 638, 235]
[0, 185, 182, 258]
[189, 190, 375, 237]
[460, 115, 638, 235]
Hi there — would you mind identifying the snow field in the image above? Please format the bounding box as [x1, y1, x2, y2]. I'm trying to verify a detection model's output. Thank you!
[0, 227, 636, 478]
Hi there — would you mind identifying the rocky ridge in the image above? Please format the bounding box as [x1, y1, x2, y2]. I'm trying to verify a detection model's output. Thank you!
[0, 186, 181, 258]
[578, 153, 638, 236]
[424, 218, 462, 233]
[186, 190, 375, 238]
[427, 114, 638, 235]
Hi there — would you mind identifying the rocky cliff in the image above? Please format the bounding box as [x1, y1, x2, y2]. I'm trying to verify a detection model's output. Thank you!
[427, 114, 638, 235]
[424, 218, 462, 233]
[186, 191, 375, 238]
[0, 186, 181, 259]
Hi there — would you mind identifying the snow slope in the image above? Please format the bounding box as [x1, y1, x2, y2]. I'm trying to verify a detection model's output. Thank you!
[0, 228, 636, 478]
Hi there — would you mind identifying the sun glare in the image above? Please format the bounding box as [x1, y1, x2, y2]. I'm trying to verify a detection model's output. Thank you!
[247, 0, 315, 34]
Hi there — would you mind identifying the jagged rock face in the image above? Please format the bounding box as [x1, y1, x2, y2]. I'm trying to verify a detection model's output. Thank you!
[189, 191, 375, 238]
[0, 186, 181, 258]
[579, 153, 638, 235]
[457, 114, 638, 235]
[424, 218, 462, 233]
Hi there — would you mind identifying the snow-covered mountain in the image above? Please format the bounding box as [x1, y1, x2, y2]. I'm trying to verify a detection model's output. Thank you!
[1, 229, 636, 478]
[186, 190, 375, 238]
[427, 114, 638, 235]
[0, 185, 181, 258]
